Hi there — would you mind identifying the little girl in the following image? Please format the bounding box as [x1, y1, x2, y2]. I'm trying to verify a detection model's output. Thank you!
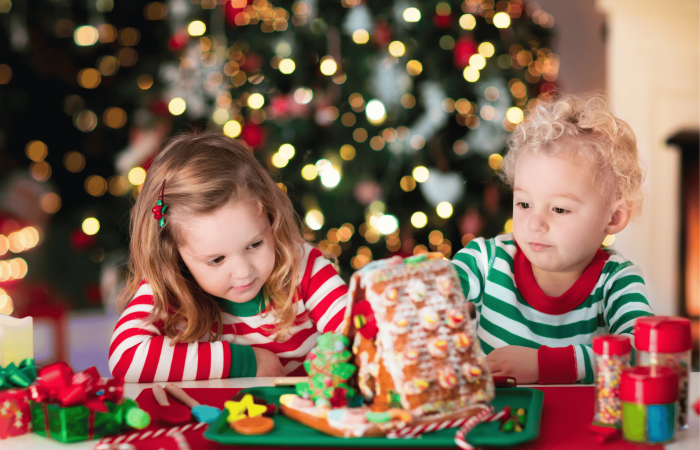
[109, 132, 347, 382]
[453, 94, 655, 384]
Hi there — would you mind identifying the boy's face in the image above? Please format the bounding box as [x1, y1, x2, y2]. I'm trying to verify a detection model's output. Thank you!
[512, 148, 612, 275]
[178, 198, 276, 304]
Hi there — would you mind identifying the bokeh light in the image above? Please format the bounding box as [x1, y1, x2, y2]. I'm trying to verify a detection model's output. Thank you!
[248, 93, 265, 109]
[82, 217, 100, 235]
[168, 98, 186, 115]
[319, 56, 337, 76]
[493, 12, 511, 28]
[411, 212, 428, 228]
[74, 25, 99, 46]
[388, 41, 405, 57]
[188, 20, 206, 36]
[403, 7, 421, 22]
[78, 68, 101, 89]
[25, 140, 48, 162]
[305, 210, 324, 230]
[128, 167, 147, 185]
[352, 29, 369, 44]
[223, 120, 242, 137]
[412, 166, 429, 183]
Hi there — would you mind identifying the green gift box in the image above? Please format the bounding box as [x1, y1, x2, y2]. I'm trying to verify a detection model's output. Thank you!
[29, 398, 149, 444]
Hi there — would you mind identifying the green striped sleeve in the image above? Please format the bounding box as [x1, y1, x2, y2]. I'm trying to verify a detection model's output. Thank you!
[603, 263, 654, 335]
[452, 238, 487, 306]
[577, 344, 594, 384]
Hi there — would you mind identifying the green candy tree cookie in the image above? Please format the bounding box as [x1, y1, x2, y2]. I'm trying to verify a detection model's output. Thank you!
[296, 332, 356, 407]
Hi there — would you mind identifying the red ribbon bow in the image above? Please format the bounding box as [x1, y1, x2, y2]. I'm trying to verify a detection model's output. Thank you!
[29, 362, 124, 413]
[152, 204, 164, 220]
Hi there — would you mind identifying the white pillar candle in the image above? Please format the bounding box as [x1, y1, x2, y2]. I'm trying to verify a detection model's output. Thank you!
[0, 315, 33, 367]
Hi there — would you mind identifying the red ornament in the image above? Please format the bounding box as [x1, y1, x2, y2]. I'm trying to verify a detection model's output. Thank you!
[152, 205, 163, 220]
[224, 0, 250, 27]
[453, 37, 478, 69]
[433, 13, 453, 29]
[69, 229, 96, 251]
[148, 99, 170, 117]
[84, 283, 102, 305]
[168, 30, 189, 52]
[240, 123, 265, 150]
[240, 53, 263, 73]
[372, 19, 392, 47]
[539, 81, 557, 95]
[271, 96, 288, 116]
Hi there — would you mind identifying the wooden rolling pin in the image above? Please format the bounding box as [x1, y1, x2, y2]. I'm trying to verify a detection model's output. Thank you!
[273, 376, 309, 386]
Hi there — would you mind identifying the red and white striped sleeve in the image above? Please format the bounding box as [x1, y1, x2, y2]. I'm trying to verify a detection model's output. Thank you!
[298, 244, 348, 334]
[108, 281, 232, 383]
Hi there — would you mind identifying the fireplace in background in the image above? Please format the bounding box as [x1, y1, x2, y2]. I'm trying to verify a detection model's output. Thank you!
[667, 130, 699, 370]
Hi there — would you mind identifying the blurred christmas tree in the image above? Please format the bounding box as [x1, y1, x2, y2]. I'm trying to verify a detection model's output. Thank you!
[0, 0, 557, 306]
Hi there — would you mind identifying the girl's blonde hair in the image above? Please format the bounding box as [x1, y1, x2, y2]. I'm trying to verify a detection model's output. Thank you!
[501, 93, 645, 218]
[117, 131, 306, 343]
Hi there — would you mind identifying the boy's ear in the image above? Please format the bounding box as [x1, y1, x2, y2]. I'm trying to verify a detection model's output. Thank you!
[604, 199, 632, 235]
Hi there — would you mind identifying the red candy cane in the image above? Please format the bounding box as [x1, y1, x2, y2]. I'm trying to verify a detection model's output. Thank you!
[387, 405, 495, 442]
[387, 415, 472, 439]
[93, 422, 207, 449]
[454, 406, 495, 450]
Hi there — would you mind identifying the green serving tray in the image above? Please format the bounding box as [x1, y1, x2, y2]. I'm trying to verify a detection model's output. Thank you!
[204, 386, 543, 447]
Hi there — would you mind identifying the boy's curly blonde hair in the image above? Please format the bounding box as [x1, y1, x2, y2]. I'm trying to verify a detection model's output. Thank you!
[501, 93, 645, 218]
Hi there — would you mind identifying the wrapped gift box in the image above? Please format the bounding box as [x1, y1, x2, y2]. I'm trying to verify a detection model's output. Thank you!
[0, 388, 32, 439]
[28, 362, 150, 443]
[29, 398, 144, 444]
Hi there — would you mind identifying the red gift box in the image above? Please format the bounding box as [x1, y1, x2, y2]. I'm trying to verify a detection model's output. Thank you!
[0, 388, 32, 439]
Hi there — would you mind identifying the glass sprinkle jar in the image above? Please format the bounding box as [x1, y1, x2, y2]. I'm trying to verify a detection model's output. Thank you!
[592, 335, 631, 428]
[620, 366, 678, 444]
[634, 316, 692, 430]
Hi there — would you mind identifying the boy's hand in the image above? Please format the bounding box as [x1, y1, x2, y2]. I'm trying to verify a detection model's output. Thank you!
[252, 347, 286, 377]
[485, 345, 539, 384]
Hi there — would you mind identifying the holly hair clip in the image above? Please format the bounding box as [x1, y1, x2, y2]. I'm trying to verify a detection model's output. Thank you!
[152, 179, 168, 228]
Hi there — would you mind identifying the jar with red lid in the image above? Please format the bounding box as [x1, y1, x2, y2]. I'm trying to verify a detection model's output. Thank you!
[620, 367, 678, 444]
[634, 316, 691, 430]
[592, 335, 631, 427]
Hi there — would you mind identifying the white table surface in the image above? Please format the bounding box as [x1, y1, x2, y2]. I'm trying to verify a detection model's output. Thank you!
[5, 374, 699, 449]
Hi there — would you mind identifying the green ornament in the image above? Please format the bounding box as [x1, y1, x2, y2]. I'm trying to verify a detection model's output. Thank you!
[125, 407, 150, 429]
[303, 360, 311, 374]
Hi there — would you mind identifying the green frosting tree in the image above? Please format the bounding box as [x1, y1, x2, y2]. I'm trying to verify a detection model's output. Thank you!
[297, 332, 356, 407]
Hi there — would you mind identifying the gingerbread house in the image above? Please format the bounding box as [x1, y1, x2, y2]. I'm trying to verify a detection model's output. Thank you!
[280, 253, 494, 437]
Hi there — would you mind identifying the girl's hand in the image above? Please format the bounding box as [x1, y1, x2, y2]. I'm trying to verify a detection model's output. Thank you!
[484, 345, 539, 384]
[252, 347, 286, 377]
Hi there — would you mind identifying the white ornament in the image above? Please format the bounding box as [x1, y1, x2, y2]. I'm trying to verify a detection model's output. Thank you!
[342, 4, 373, 35]
[419, 169, 465, 207]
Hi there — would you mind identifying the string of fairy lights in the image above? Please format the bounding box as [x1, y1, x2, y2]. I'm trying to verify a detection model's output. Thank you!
[5, 0, 569, 273]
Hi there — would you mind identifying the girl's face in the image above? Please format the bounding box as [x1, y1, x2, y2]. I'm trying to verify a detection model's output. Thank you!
[178, 198, 276, 304]
[512, 149, 613, 276]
